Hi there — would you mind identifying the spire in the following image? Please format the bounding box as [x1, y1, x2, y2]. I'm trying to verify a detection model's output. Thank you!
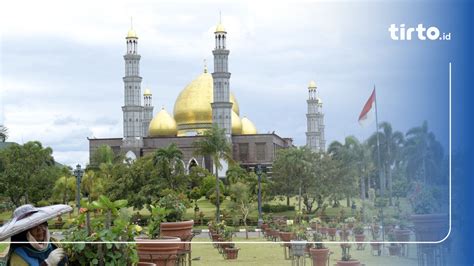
[127, 16, 138, 39]
[203, 59, 208, 73]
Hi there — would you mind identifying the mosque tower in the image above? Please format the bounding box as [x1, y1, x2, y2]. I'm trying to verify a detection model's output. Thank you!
[306, 81, 325, 152]
[211, 21, 233, 141]
[122, 24, 144, 151]
[143, 88, 154, 136]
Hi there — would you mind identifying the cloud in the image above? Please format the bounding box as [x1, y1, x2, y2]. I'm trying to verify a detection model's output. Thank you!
[1, 1, 450, 167]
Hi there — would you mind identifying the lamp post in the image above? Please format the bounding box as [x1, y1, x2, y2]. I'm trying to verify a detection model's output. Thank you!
[73, 164, 84, 214]
[255, 164, 265, 227]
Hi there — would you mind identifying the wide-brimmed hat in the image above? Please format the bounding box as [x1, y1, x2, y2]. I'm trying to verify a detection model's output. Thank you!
[0, 204, 72, 241]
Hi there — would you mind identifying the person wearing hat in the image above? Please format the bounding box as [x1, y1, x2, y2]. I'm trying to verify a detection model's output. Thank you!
[0, 204, 72, 266]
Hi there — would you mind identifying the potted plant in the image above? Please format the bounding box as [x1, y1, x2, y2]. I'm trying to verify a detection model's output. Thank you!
[309, 232, 330, 266]
[394, 219, 411, 242]
[310, 217, 321, 231]
[409, 186, 448, 241]
[339, 224, 350, 241]
[344, 217, 356, 230]
[353, 224, 365, 250]
[327, 221, 338, 241]
[336, 243, 361, 266]
[387, 232, 401, 256]
[135, 205, 182, 266]
[290, 223, 308, 257]
[64, 196, 140, 265]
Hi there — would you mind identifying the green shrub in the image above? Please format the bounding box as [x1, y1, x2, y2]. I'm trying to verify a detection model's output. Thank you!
[262, 204, 295, 213]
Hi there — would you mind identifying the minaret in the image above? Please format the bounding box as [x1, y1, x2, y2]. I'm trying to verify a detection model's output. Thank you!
[211, 21, 233, 141]
[122, 24, 144, 149]
[143, 88, 154, 137]
[306, 81, 325, 152]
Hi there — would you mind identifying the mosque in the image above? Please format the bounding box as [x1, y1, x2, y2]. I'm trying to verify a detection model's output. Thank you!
[88, 21, 325, 175]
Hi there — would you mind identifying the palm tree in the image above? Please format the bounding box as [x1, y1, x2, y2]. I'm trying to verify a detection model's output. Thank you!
[193, 125, 233, 222]
[0, 125, 7, 142]
[368, 122, 404, 205]
[404, 121, 443, 184]
[328, 136, 362, 207]
[153, 143, 185, 191]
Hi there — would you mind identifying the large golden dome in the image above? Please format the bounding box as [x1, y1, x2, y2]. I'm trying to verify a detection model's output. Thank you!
[232, 111, 242, 134]
[173, 70, 240, 136]
[241, 117, 257, 135]
[148, 107, 177, 137]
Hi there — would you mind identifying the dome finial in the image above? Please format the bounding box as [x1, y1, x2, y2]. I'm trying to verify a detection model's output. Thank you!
[203, 59, 208, 73]
[215, 12, 226, 33]
[127, 17, 138, 38]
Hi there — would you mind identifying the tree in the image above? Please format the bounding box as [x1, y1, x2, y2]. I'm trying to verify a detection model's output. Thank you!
[0, 141, 58, 206]
[404, 121, 444, 185]
[328, 136, 362, 207]
[153, 143, 187, 191]
[90, 144, 115, 168]
[0, 125, 8, 142]
[270, 147, 308, 207]
[52, 174, 76, 204]
[368, 122, 404, 205]
[228, 182, 254, 239]
[193, 125, 233, 222]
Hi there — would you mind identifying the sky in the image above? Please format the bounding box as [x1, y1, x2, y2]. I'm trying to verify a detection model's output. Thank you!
[0, 0, 452, 167]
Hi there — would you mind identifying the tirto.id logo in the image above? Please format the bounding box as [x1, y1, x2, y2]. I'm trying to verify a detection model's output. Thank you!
[388, 24, 451, 41]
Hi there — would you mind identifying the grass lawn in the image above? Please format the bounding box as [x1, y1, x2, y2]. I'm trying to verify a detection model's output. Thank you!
[191, 237, 418, 266]
[0, 243, 8, 254]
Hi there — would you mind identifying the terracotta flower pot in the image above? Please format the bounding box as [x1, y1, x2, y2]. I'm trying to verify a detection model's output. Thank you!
[336, 260, 361, 266]
[160, 220, 194, 251]
[138, 263, 157, 266]
[394, 229, 411, 242]
[279, 232, 295, 242]
[135, 236, 181, 266]
[225, 247, 240, 259]
[328, 228, 337, 239]
[411, 214, 448, 241]
[309, 248, 329, 266]
[388, 245, 401, 256]
[354, 234, 365, 250]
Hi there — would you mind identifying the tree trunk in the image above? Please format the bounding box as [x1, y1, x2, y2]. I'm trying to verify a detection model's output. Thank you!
[287, 195, 290, 206]
[360, 176, 366, 200]
[346, 196, 350, 208]
[215, 163, 220, 222]
[387, 164, 393, 206]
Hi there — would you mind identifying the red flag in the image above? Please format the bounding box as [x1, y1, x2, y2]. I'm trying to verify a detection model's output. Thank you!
[358, 88, 376, 126]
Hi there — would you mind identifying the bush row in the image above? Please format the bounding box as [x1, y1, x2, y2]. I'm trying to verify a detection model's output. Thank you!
[262, 204, 295, 213]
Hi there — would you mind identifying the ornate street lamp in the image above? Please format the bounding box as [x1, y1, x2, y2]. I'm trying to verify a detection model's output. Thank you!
[73, 164, 84, 214]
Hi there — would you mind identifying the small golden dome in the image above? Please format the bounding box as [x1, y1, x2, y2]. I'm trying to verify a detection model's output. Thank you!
[173, 71, 240, 135]
[215, 23, 226, 33]
[149, 108, 177, 137]
[232, 111, 242, 135]
[127, 29, 138, 38]
[241, 117, 257, 135]
[144, 88, 152, 96]
[317, 97, 323, 104]
[308, 80, 317, 89]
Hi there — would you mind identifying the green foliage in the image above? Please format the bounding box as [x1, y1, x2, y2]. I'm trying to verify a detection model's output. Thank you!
[409, 185, 442, 214]
[63, 196, 139, 265]
[157, 193, 187, 221]
[0, 141, 59, 206]
[201, 175, 224, 198]
[340, 243, 352, 261]
[153, 143, 187, 191]
[0, 125, 8, 142]
[90, 144, 115, 167]
[51, 175, 76, 204]
[353, 224, 365, 235]
[312, 232, 325, 249]
[262, 204, 295, 213]
[147, 205, 170, 238]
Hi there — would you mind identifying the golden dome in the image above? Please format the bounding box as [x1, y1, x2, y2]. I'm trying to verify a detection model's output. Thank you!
[308, 80, 317, 89]
[148, 108, 177, 137]
[173, 71, 240, 135]
[241, 117, 257, 135]
[127, 29, 138, 38]
[232, 111, 242, 134]
[144, 88, 152, 96]
[215, 23, 226, 33]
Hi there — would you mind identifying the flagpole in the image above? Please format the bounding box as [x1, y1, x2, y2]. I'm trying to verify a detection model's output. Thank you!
[374, 85, 385, 243]
[374, 85, 384, 197]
